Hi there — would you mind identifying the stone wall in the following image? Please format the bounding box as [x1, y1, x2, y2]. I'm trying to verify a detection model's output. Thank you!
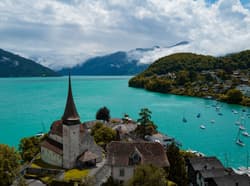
[63, 124, 80, 169]
[41, 147, 62, 167]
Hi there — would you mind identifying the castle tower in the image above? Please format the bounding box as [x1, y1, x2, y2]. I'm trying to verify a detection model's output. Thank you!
[62, 74, 81, 169]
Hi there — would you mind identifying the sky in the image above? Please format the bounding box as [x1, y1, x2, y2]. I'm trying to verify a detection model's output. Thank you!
[0, 0, 250, 69]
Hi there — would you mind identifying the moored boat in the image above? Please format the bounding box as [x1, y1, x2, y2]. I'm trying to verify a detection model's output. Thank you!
[200, 125, 206, 129]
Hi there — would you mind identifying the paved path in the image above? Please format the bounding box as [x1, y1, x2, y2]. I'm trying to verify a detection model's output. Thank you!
[90, 159, 111, 186]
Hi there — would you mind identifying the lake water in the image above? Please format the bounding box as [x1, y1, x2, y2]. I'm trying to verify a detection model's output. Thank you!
[0, 76, 249, 168]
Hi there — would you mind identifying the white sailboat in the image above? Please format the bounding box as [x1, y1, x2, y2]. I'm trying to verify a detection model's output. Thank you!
[242, 131, 250, 137]
[236, 129, 245, 146]
[241, 119, 249, 137]
[200, 124, 206, 129]
[239, 125, 246, 130]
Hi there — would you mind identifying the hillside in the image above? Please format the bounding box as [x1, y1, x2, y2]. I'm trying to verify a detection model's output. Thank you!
[59, 51, 148, 75]
[129, 50, 250, 106]
[0, 49, 58, 77]
[58, 41, 189, 75]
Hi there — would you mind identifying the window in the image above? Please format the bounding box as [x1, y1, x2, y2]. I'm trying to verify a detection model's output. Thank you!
[119, 168, 125, 177]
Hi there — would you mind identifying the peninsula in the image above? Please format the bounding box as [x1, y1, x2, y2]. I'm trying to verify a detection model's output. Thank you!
[129, 50, 250, 106]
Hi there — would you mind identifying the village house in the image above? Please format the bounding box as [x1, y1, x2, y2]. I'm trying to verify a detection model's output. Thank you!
[236, 84, 250, 97]
[186, 156, 250, 186]
[40, 75, 102, 169]
[106, 141, 170, 184]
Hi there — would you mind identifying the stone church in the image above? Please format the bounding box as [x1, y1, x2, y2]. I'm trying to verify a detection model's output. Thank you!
[41, 75, 102, 169]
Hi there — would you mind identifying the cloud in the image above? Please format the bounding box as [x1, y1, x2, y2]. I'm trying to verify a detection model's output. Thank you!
[0, 0, 249, 69]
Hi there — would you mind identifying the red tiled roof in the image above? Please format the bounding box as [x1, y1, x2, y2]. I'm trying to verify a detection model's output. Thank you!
[50, 120, 63, 136]
[50, 120, 85, 137]
[41, 138, 63, 155]
[106, 141, 169, 167]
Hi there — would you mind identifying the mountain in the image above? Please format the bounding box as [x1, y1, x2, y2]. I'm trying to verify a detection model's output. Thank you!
[58, 41, 189, 75]
[59, 51, 148, 75]
[0, 49, 59, 77]
[128, 50, 250, 105]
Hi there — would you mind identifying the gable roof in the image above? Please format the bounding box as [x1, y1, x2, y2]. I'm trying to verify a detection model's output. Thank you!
[106, 141, 169, 167]
[189, 157, 224, 171]
[50, 120, 85, 137]
[50, 120, 63, 136]
[212, 174, 250, 186]
[199, 168, 228, 178]
[41, 137, 63, 155]
[78, 150, 98, 163]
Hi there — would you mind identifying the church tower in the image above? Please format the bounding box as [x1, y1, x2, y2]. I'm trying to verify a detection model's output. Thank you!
[62, 74, 81, 169]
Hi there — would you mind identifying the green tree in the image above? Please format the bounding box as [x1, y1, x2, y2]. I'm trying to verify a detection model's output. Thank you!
[176, 70, 189, 85]
[226, 89, 243, 104]
[167, 143, 188, 186]
[19, 136, 41, 162]
[0, 144, 21, 186]
[125, 164, 166, 186]
[135, 108, 157, 138]
[137, 108, 152, 125]
[91, 123, 116, 147]
[96, 106, 111, 122]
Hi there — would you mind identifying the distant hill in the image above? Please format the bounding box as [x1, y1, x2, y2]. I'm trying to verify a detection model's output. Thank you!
[58, 41, 189, 75]
[129, 50, 250, 106]
[0, 49, 58, 77]
[59, 51, 148, 75]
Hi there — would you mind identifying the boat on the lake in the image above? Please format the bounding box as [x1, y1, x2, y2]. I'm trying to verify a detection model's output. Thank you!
[200, 125, 206, 129]
[235, 121, 241, 125]
[186, 149, 205, 157]
[35, 132, 44, 137]
[239, 125, 246, 130]
[242, 131, 250, 137]
[236, 139, 245, 146]
[233, 110, 238, 114]
[210, 120, 215, 123]
[196, 113, 201, 118]
[236, 129, 245, 146]
[182, 117, 187, 123]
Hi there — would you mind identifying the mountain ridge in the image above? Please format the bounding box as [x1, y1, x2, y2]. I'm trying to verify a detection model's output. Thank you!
[58, 41, 189, 75]
[0, 49, 59, 77]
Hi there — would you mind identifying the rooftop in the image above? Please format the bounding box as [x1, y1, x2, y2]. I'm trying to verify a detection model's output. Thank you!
[212, 174, 250, 186]
[189, 156, 224, 171]
[106, 141, 169, 167]
[41, 137, 63, 155]
[50, 120, 85, 137]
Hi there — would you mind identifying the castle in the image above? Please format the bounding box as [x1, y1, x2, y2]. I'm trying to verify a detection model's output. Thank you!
[41, 75, 102, 169]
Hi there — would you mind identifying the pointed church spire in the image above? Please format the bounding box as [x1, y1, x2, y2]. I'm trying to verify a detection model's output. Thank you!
[62, 74, 80, 125]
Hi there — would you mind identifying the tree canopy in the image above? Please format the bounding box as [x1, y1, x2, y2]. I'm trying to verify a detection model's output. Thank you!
[91, 122, 116, 147]
[135, 108, 157, 138]
[0, 144, 21, 186]
[166, 143, 188, 186]
[225, 89, 243, 104]
[19, 136, 43, 162]
[125, 164, 167, 186]
[96, 106, 111, 122]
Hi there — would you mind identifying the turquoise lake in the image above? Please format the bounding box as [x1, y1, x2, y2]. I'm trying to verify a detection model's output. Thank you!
[0, 76, 249, 168]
